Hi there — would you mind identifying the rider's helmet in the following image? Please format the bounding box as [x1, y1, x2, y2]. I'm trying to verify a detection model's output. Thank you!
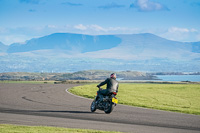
[110, 73, 116, 79]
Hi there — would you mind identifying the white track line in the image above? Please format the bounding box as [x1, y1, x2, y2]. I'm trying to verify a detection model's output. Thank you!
[65, 88, 93, 101]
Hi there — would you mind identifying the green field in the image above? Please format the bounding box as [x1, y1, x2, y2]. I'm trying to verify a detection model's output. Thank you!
[69, 83, 200, 115]
[0, 124, 122, 133]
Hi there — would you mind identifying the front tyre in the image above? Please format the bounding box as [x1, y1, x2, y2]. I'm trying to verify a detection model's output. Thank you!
[104, 102, 114, 114]
[90, 101, 96, 112]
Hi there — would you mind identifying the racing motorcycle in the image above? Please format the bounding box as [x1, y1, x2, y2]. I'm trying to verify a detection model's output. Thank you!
[90, 88, 118, 114]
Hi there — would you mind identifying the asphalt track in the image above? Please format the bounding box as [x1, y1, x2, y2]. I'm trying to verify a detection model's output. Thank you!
[0, 83, 200, 133]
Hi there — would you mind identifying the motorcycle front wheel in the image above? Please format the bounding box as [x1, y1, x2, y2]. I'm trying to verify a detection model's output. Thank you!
[90, 101, 96, 112]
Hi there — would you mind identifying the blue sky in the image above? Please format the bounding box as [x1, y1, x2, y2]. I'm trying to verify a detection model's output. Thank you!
[0, 0, 200, 45]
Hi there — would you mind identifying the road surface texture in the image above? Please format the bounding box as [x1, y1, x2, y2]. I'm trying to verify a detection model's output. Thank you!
[0, 83, 200, 133]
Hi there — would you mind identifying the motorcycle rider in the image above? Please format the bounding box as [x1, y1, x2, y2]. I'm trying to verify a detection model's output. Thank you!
[97, 73, 119, 99]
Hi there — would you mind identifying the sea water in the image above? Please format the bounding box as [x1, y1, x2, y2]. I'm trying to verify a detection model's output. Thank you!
[156, 75, 200, 82]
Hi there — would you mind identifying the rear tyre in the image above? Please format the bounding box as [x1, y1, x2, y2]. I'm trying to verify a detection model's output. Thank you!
[104, 102, 114, 114]
[90, 101, 96, 112]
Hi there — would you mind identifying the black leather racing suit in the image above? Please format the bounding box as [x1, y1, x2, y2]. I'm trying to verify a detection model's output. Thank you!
[97, 77, 119, 96]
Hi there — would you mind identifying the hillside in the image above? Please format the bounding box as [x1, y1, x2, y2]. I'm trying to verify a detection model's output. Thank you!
[7, 33, 121, 53]
[5, 33, 200, 60]
[0, 70, 156, 80]
[83, 33, 199, 60]
[191, 42, 200, 53]
[0, 42, 8, 53]
[0, 33, 200, 72]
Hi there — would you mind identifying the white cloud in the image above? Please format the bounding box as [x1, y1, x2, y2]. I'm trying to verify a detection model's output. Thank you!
[74, 24, 87, 30]
[47, 25, 57, 28]
[168, 27, 190, 33]
[0, 34, 29, 45]
[130, 0, 169, 12]
[191, 28, 198, 32]
[160, 27, 199, 42]
[73, 24, 140, 34]
[90, 25, 106, 31]
[74, 24, 106, 32]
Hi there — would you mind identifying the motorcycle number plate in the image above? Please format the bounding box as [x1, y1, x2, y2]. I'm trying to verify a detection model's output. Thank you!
[112, 98, 118, 104]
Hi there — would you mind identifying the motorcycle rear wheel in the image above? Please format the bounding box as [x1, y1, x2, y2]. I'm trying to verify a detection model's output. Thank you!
[104, 102, 114, 114]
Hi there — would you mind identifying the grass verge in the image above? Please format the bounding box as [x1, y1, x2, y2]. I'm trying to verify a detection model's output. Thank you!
[0, 124, 122, 133]
[69, 83, 200, 115]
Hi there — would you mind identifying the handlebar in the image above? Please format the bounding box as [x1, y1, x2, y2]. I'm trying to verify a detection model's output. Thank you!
[97, 86, 102, 91]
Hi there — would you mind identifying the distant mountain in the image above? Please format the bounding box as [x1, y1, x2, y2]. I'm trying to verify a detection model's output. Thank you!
[191, 42, 200, 53]
[7, 33, 121, 53]
[82, 33, 200, 60]
[6, 33, 200, 60]
[0, 42, 8, 53]
[1, 33, 200, 72]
